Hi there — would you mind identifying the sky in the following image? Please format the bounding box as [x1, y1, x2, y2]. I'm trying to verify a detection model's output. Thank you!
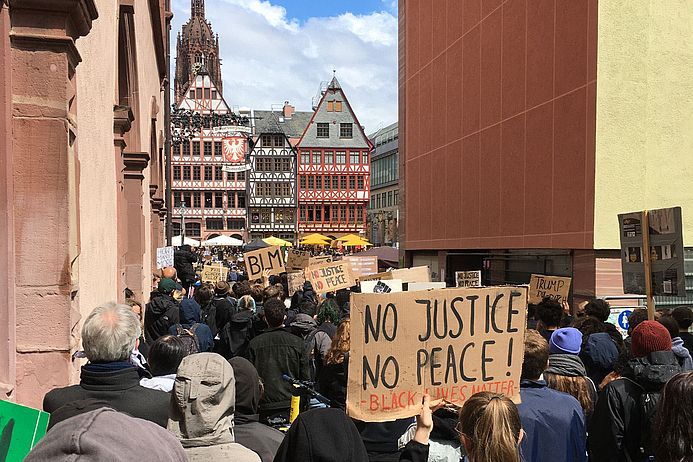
[171, 0, 398, 134]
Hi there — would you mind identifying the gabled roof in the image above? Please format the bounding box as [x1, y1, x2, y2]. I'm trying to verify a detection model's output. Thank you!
[176, 73, 230, 114]
[253, 110, 313, 138]
[296, 76, 373, 150]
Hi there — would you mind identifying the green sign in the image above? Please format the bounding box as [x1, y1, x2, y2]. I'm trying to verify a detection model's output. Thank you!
[0, 399, 49, 461]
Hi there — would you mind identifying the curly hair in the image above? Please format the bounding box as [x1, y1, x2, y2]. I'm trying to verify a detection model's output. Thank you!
[324, 319, 350, 365]
[317, 298, 340, 325]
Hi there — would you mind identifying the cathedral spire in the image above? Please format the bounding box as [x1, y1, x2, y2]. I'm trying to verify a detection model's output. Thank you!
[191, 0, 205, 18]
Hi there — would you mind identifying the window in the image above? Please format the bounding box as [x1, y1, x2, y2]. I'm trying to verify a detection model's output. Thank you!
[340, 123, 353, 139]
[261, 134, 272, 146]
[182, 141, 190, 156]
[299, 176, 306, 189]
[237, 171, 245, 181]
[276, 210, 284, 224]
[273, 134, 283, 147]
[193, 165, 201, 181]
[278, 158, 290, 172]
[214, 165, 223, 180]
[193, 141, 200, 156]
[324, 205, 330, 221]
[237, 192, 245, 208]
[327, 101, 334, 112]
[204, 88, 210, 99]
[261, 211, 271, 224]
[299, 205, 306, 221]
[332, 206, 339, 221]
[388, 191, 393, 207]
[204, 192, 213, 208]
[204, 165, 212, 181]
[350, 151, 359, 165]
[215, 191, 223, 208]
[340, 176, 347, 189]
[212, 90, 217, 99]
[204, 141, 212, 157]
[376, 194, 381, 209]
[301, 152, 310, 165]
[281, 183, 291, 197]
[335, 101, 343, 112]
[394, 190, 399, 205]
[273, 183, 282, 197]
[251, 212, 260, 224]
[186, 222, 201, 237]
[214, 141, 222, 157]
[193, 192, 201, 208]
[173, 144, 181, 157]
[172, 221, 181, 235]
[315, 176, 322, 190]
[196, 88, 202, 99]
[324, 175, 331, 190]
[173, 192, 181, 208]
[182, 192, 191, 208]
[357, 206, 364, 223]
[312, 151, 321, 164]
[189, 90, 195, 99]
[227, 191, 235, 208]
[349, 206, 355, 222]
[363, 151, 369, 164]
[227, 171, 234, 181]
[349, 176, 356, 189]
[206, 218, 223, 230]
[315, 207, 322, 222]
[332, 176, 339, 189]
[227, 218, 244, 229]
[182, 166, 191, 180]
[324, 151, 333, 164]
[336, 151, 346, 164]
[308, 207, 314, 222]
[173, 166, 181, 180]
[308, 176, 315, 190]
[357, 176, 364, 189]
[340, 206, 347, 221]
[317, 123, 329, 138]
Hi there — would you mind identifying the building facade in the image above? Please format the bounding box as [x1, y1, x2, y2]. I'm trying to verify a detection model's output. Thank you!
[367, 122, 399, 246]
[296, 77, 372, 238]
[247, 128, 298, 242]
[171, 5, 248, 241]
[399, 0, 693, 306]
[1, 0, 170, 407]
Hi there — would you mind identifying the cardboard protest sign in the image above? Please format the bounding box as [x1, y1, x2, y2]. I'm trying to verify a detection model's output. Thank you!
[528, 274, 571, 304]
[201, 264, 229, 283]
[244, 245, 285, 280]
[361, 279, 403, 294]
[286, 249, 310, 271]
[0, 399, 50, 461]
[359, 271, 392, 282]
[287, 271, 306, 296]
[343, 256, 379, 279]
[310, 255, 333, 266]
[156, 246, 174, 269]
[456, 271, 481, 288]
[360, 266, 431, 284]
[347, 286, 527, 422]
[305, 260, 356, 294]
[408, 282, 447, 291]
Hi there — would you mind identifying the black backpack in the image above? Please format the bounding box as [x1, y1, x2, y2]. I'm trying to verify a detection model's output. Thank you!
[175, 324, 200, 355]
[302, 328, 320, 381]
[218, 318, 253, 358]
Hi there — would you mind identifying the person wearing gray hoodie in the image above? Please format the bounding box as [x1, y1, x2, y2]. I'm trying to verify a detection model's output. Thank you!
[168, 353, 261, 462]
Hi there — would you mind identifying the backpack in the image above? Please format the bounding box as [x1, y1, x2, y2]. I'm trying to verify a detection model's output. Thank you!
[175, 324, 200, 355]
[637, 389, 660, 460]
[302, 328, 320, 381]
[218, 317, 253, 359]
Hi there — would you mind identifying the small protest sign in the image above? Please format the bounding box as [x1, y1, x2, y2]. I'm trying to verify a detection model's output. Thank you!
[408, 282, 447, 291]
[361, 279, 403, 294]
[347, 286, 527, 422]
[156, 246, 174, 269]
[201, 264, 229, 283]
[0, 399, 50, 461]
[305, 260, 356, 294]
[286, 249, 310, 271]
[244, 245, 285, 280]
[310, 255, 333, 266]
[456, 271, 481, 288]
[343, 256, 379, 279]
[287, 271, 306, 296]
[528, 274, 571, 304]
[390, 266, 430, 284]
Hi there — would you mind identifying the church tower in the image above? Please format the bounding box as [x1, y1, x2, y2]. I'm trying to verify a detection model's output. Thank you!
[174, 0, 223, 103]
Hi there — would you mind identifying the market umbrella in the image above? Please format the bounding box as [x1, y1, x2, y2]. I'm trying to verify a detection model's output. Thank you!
[263, 236, 293, 247]
[302, 233, 332, 243]
[201, 235, 244, 247]
[341, 236, 373, 247]
[171, 235, 200, 247]
[336, 234, 360, 242]
[244, 238, 270, 251]
[300, 235, 332, 246]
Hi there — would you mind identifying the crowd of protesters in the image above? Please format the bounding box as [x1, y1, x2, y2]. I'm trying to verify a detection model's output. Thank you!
[26, 254, 693, 462]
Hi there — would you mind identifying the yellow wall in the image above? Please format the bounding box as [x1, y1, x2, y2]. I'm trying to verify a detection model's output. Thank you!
[594, 0, 693, 249]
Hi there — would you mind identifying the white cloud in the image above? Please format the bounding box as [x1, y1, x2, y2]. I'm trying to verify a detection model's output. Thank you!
[171, 0, 398, 134]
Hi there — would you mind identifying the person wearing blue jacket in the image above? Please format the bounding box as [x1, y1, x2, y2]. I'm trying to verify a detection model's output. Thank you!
[518, 330, 588, 462]
[169, 298, 214, 352]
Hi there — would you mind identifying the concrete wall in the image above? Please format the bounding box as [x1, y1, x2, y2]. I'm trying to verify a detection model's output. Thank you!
[594, 0, 693, 249]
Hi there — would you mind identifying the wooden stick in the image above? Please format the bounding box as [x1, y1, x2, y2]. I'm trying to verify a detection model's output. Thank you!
[642, 210, 656, 320]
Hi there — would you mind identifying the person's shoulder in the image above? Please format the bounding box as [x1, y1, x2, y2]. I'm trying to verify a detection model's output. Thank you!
[43, 385, 82, 410]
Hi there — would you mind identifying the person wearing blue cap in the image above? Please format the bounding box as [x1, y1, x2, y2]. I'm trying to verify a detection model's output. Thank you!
[545, 328, 597, 419]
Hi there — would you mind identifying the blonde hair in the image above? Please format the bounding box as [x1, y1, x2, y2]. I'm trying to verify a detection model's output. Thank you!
[459, 392, 522, 462]
[324, 319, 350, 365]
[544, 373, 594, 415]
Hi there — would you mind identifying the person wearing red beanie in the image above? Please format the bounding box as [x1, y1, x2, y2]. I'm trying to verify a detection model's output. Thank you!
[590, 320, 681, 462]
[630, 320, 672, 358]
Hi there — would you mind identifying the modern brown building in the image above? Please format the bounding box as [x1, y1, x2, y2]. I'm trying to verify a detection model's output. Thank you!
[1, 0, 170, 406]
[399, 1, 693, 305]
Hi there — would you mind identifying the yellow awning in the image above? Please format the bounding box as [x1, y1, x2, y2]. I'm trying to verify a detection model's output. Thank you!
[263, 236, 293, 247]
[302, 233, 332, 243]
[336, 234, 361, 242]
[340, 236, 373, 247]
[300, 236, 331, 246]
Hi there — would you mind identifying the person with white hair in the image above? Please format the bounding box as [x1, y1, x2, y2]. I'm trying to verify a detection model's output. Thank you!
[43, 302, 171, 427]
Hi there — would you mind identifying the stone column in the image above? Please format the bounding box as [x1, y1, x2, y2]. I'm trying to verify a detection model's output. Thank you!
[122, 152, 150, 304]
[8, 0, 97, 406]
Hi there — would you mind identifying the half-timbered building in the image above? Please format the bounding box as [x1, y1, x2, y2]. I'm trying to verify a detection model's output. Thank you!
[296, 77, 372, 238]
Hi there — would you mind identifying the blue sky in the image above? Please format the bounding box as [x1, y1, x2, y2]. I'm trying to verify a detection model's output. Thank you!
[171, 0, 398, 133]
